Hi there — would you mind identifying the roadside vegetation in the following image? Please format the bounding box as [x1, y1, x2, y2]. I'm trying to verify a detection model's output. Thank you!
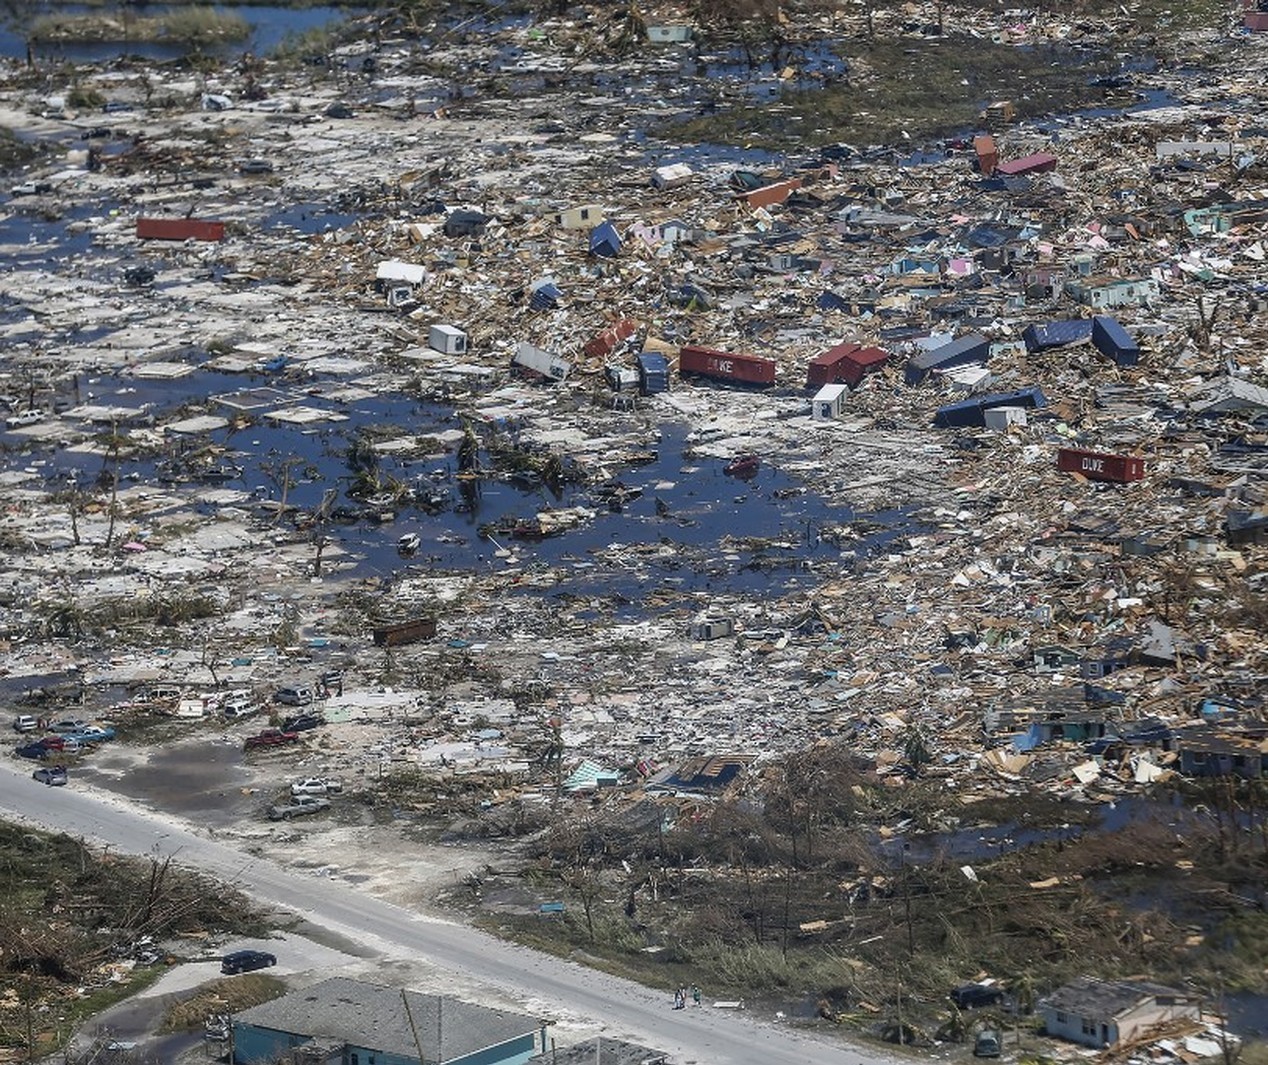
[0, 821, 270, 1058]
[442, 746, 1268, 1043]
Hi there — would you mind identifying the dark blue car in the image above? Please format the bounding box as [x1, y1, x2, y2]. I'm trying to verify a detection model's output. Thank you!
[15, 742, 51, 761]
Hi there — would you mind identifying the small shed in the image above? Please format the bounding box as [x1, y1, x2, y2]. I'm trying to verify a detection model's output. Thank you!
[812, 384, 848, 421]
[428, 324, 467, 356]
[555, 204, 604, 230]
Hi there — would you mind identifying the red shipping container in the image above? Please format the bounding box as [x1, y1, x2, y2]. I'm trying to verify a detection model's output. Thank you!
[1056, 447, 1145, 483]
[741, 178, 802, 211]
[583, 318, 637, 359]
[973, 135, 998, 177]
[996, 152, 1058, 177]
[136, 217, 225, 242]
[679, 345, 776, 386]
[807, 342, 889, 388]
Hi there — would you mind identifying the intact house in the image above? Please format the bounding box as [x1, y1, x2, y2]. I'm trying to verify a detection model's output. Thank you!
[1040, 977, 1203, 1049]
[232, 977, 544, 1065]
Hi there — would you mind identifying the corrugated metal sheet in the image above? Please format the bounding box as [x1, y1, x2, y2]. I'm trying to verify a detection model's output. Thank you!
[679, 345, 776, 386]
[904, 333, 990, 385]
[583, 319, 637, 359]
[136, 217, 225, 242]
[741, 178, 802, 210]
[997, 152, 1058, 176]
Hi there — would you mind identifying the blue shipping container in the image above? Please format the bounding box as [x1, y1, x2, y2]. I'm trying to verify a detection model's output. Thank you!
[1022, 319, 1093, 352]
[1091, 316, 1140, 366]
[905, 333, 990, 385]
[933, 387, 1048, 428]
[637, 352, 670, 395]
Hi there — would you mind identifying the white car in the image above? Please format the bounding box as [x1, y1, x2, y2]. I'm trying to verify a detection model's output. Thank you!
[221, 692, 257, 720]
[5, 410, 44, 429]
[290, 777, 343, 796]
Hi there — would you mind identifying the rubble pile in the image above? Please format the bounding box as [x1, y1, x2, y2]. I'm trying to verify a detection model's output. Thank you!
[0, 0, 1266, 1046]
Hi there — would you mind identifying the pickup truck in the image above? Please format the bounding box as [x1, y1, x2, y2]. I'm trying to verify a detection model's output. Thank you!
[244, 728, 299, 751]
[268, 795, 330, 821]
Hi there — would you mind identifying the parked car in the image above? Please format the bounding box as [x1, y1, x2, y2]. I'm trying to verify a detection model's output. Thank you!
[220, 949, 276, 975]
[281, 713, 325, 733]
[268, 795, 330, 821]
[952, 983, 1007, 1010]
[62, 726, 115, 745]
[320, 669, 344, 687]
[15, 742, 52, 760]
[291, 777, 343, 796]
[244, 729, 299, 751]
[5, 410, 45, 429]
[12, 715, 38, 733]
[46, 718, 88, 734]
[238, 159, 274, 175]
[273, 686, 313, 707]
[37, 736, 82, 753]
[33, 765, 68, 786]
[974, 1031, 1002, 1058]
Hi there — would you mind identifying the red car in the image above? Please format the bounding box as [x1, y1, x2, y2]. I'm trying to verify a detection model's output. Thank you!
[243, 729, 300, 751]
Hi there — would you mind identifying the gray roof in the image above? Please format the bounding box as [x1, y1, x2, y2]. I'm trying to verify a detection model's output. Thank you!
[1040, 977, 1200, 1021]
[529, 1037, 671, 1065]
[234, 977, 539, 1062]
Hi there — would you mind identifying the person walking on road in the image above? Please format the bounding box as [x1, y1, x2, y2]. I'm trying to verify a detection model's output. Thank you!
[691, 984, 701, 1007]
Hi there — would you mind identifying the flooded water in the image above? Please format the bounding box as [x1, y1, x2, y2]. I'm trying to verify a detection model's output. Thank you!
[888, 796, 1199, 865]
[0, 3, 348, 63]
[28, 359, 906, 601]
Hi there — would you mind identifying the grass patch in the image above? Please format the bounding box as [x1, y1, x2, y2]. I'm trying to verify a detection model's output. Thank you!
[30, 8, 250, 45]
[0, 128, 42, 173]
[162, 974, 287, 1031]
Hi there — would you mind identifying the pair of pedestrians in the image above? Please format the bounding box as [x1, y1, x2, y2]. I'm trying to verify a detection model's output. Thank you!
[673, 985, 702, 1009]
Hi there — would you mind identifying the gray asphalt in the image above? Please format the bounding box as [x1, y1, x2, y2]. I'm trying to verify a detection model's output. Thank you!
[0, 763, 894, 1065]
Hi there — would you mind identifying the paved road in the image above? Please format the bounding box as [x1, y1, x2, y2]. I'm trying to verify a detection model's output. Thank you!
[0, 765, 888, 1065]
